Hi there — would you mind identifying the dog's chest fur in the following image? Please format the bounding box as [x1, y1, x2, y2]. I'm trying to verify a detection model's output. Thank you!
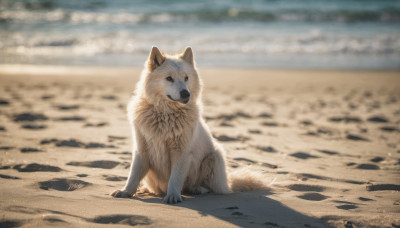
[133, 100, 198, 177]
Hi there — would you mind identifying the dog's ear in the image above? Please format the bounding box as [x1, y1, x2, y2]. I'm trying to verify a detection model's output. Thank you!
[180, 47, 194, 66]
[147, 46, 166, 72]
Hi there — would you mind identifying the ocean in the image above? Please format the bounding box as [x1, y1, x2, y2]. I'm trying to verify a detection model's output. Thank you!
[0, 0, 399, 69]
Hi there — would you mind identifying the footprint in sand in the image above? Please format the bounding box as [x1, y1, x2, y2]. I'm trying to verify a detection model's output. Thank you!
[13, 163, 62, 172]
[370, 157, 384, 163]
[328, 116, 362, 123]
[21, 124, 47, 130]
[299, 120, 313, 126]
[0, 146, 14, 150]
[380, 126, 399, 132]
[366, 184, 400, 191]
[40, 138, 59, 145]
[232, 111, 252, 119]
[55, 139, 85, 147]
[297, 173, 365, 185]
[101, 95, 118, 100]
[209, 111, 252, 121]
[108, 136, 127, 140]
[332, 200, 359, 205]
[297, 193, 328, 201]
[91, 215, 151, 226]
[304, 131, 318, 136]
[0, 165, 11, 170]
[84, 122, 108, 127]
[316, 127, 336, 136]
[288, 184, 326, 192]
[42, 216, 68, 225]
[255, 146, 277, 153]
[108, 151, 131, 155]
[0, 220, 24, 228]
[85, 142, 115, 149]
[103, 175, 127, 181]
[233, 157, 256, 165]
[248, 129, 262, 134]
[67, 160, 120, 169]
[41, 94, 55, 100]
[108, 135, 127, 143]
[13, 112, 48, 122]
[315, 149, 339, 155]
[290, 152, 319, 159]
[55, 116, 86, 121]
[0, 174, 20, 180]
[214, 134, 249, 142]
[358, 197, 374, 201]
[0, 99, 10, 106]
[261, 121, 279, 127]
[219, 121, 234, 127]
[346, 134, 370, 141]
[356, 164, 380, 170]
[336, 205, 358, 210]
[41, 138, 115, 149]
[262, 162, 278, 169]
[39, 178, 91, 191]
[367, 116, 389, 123]
[257, 113, 273, 119]
[20, 148, 43, 153]
[55, 105, 79, 111]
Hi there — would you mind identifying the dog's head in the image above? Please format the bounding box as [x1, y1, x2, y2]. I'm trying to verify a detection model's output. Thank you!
[141, 46, 201, 106]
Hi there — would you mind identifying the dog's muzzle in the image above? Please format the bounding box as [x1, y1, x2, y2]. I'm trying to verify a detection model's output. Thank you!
[167, 89, 190, 104]
[180, 89, 190, 104]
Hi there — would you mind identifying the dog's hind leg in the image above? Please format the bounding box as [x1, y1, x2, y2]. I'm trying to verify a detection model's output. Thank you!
[208, 146, 230, 194]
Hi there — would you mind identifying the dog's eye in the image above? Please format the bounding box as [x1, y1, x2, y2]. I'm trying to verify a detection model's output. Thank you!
[184, 76, 188, 82]
[166, 76, 174, 82]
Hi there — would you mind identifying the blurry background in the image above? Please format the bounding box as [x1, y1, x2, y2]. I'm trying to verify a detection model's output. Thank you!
[0, 0, 399, 69]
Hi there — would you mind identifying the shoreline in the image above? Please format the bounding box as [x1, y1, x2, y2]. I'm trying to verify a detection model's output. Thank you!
[1, 64, 399, 77]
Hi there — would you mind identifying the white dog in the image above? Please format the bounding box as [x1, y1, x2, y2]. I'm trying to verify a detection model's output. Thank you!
[111, 47, 265, 203]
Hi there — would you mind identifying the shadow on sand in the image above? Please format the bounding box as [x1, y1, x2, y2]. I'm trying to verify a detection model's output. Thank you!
[134, 190, 329, 227]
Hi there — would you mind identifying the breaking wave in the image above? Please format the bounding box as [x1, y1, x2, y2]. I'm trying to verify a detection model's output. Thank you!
[1, 8, 400, 24]
[2, 31, 399, 56]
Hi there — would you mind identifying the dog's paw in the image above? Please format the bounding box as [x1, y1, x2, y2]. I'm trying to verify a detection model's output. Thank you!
[163, 192, 182, 204]
[111, 189, 132, 198]
[192, 186, 210, 195]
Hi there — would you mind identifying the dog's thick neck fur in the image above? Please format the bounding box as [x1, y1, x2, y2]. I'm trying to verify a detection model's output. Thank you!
[128, 48, 202, 137]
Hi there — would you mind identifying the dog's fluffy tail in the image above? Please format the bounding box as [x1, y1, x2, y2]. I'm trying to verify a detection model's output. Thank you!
[228, 167, 270, 192]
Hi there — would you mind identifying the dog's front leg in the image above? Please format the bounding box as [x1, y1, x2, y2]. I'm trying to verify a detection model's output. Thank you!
[112, 128, 148, 198]
[111, 152, 148, 198]
[163, 153, 191, 204]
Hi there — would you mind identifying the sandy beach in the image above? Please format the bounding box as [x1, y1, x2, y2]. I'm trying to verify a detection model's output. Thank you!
[0, 65, 399, 227]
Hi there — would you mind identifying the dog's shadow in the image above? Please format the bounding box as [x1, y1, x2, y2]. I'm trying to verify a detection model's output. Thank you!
[133, 190, 330, 227]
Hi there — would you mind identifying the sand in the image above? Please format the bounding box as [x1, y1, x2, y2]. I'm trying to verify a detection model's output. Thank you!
[0, 65, 399, 227]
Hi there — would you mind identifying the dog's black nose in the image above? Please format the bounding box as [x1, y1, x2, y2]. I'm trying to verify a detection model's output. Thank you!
[180, 89, 190, 99]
